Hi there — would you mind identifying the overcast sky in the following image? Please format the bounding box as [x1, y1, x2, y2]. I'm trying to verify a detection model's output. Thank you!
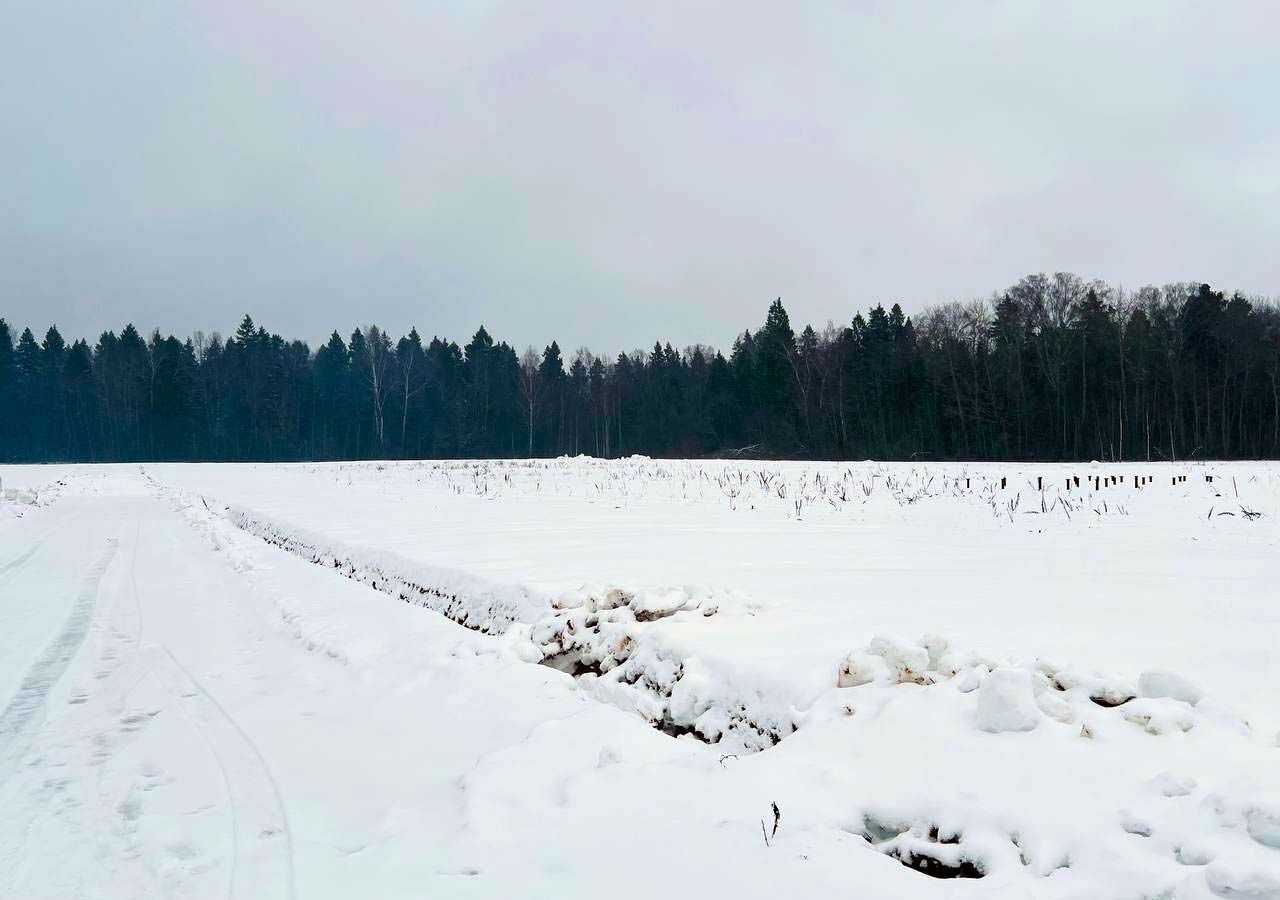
[3, 1, 1277, 352]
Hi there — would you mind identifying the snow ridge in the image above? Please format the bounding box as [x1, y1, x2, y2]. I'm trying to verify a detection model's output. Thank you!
[226, 505, 548, 635]
[213, 500, 794, 752]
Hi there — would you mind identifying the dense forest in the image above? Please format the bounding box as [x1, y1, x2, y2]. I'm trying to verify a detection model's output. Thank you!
[3, 273, 1279, 463]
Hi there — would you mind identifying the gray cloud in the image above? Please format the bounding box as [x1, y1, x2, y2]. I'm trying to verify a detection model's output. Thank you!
[3, 1, 1277, 352]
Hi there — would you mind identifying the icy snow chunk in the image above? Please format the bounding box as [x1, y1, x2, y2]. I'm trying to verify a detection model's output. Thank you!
[598, 588, 633, 611]
[630, 588, 688, 622]
[1, 488, 37, 505]
[1205, 856, 1280, 899]
[976, 668, 1041, 733]
[1247, 802, 1280, 849]
[1151, 772, 1198, 798]
[837, 651, 889, 688]
[1050, 668, 1137, 706]
[1121, 698, 1196, 735]
[867, 636, 930, 684]
[512, 641, 543, 664]
[550, 587, 591, 610]
[1034, 688, 1075, 724]
[1176, 843, 1215, 866]
[860, 814, 909, 844]
[1035, 657, 1065, 677]
[952, 665, 986, 694]
[1089, 682, 1137, 708]
[935, 647, 1000, 680]
[1139, 670, 1205, 706]
[1120, 812, 1153, 837]
[920, 634, 949, 671]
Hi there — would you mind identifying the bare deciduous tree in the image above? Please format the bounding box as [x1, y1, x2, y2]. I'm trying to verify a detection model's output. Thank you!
[358, 325, 394, 450]
[518, 346, 543, 458]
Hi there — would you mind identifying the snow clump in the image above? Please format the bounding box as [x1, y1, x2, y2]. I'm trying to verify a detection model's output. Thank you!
[1139, 669, 1205, 706]
[976, 668, 1041, 733]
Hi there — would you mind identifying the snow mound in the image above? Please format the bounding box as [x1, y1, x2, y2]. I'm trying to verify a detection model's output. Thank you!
[860, 816, 987, 879]
[533, 585, 792, 752]
[976, 668, 1041, 733]
[1204, 857, 1280, 899]
[1246, 801, 1280, 850]
[1141, 669, 1206, 706]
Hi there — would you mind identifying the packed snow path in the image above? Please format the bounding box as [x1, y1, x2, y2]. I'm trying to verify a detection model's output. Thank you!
[0, 537, 118, 784]
[1, 464, 1278, 899]
[0, 489, 298, 899]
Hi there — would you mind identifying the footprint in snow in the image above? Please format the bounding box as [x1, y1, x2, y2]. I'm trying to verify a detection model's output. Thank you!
[166, 843, 199, 861]
[117, 795, 142, 822]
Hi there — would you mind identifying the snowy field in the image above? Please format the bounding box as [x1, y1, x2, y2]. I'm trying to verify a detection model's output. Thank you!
[1, 458, 1278, 899]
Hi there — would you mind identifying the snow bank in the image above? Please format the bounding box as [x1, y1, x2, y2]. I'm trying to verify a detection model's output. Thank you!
[226, 504, 549, 634]
[182, 493, 795, 753]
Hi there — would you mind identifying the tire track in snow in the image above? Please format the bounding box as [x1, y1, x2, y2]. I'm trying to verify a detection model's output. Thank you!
[0, 501, 80, 580]
[0, 540, 43, 578]
[123, 509, 295, 900]
[142, 646, 296, 900]
[0, 538, 118, 785]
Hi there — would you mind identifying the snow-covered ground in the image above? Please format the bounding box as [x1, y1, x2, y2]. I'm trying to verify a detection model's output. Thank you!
[1, 459, 1277, 899]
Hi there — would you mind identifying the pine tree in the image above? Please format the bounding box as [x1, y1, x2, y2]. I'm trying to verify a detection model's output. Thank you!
[15, 329, 46, 459]
[0, 272, 1277, 463]
[538, 342, 566, 455]
[754, 299, 799, 451]
[0, 320, 15, 460]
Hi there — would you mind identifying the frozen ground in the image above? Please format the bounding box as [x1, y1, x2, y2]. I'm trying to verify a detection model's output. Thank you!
[1, 459, 1277, 899]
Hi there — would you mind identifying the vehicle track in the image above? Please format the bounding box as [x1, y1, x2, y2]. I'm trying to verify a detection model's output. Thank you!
[0, 540, 43, 577]
[142, 645, 296, 900]
[41, 510, 297, 899]
[125, 506, 296, 900]
[0, 496, 79, 579]
[0, 538, 118, 786]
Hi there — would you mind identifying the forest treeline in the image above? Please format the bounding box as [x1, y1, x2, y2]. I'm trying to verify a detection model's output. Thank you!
[3, 273, 1279, 464]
